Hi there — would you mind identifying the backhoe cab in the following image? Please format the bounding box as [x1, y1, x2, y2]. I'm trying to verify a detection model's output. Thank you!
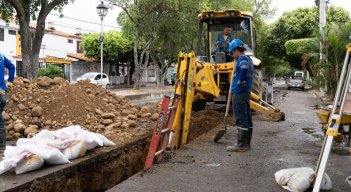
[197, 10, 255, 64]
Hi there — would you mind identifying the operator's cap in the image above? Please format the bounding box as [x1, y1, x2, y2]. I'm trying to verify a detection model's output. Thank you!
[228, 39, 244, 53]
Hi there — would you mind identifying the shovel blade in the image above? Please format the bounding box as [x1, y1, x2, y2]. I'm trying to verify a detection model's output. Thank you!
[214, 129, 226, 143]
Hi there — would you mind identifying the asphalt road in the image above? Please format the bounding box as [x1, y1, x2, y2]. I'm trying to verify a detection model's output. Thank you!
[110, 88, 351, 192]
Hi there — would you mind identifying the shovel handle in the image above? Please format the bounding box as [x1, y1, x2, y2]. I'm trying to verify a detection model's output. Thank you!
[225, 65, 236, 118]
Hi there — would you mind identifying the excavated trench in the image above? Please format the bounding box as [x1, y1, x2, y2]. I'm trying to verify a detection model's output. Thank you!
[2, 137, 148, 192]
[1, 108, 226, 192]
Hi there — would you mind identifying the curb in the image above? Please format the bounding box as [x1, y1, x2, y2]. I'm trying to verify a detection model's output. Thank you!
[124, 91, 174, 105]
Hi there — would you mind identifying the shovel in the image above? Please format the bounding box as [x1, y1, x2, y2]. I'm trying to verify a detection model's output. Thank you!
[214, 68, 235, 143]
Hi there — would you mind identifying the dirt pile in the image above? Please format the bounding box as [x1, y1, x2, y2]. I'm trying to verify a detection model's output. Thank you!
[3, 77, 158, 142]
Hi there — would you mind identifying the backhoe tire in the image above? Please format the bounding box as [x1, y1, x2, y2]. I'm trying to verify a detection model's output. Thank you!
[192, 99, 207, 111]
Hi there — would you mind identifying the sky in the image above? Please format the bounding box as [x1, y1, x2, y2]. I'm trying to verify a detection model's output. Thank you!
[267, 0, 351, 23]
[46, 0, 122, 34]
[46, 0, 351, 34]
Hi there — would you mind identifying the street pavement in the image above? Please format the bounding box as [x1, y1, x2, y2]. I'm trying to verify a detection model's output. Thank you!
[110, 88, 351, 192]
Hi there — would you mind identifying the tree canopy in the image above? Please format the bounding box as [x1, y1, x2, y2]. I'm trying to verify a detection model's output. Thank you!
[264, 6, 350, 59]
[80, 31, 133, 63]
[285, 38, 319, 56]
[110, 0, 275, 88]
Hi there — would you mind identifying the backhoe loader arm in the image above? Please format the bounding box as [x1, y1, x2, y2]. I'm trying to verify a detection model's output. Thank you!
[172, 52, 220, 149]
[170, 52, 285, 149]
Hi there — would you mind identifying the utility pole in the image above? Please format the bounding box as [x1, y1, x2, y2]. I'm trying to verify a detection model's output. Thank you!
[319, 0, 327, 62]
[316, 0, 327, 91]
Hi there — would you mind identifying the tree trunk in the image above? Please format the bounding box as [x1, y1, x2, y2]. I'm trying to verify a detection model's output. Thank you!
[133, 29, 141, 89]
[306, 62, 314, 78]
[160, 65, 166, 88]
[155, 64, 161, 87]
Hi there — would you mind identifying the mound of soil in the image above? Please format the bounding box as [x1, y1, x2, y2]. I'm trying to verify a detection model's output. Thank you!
[3, 77, 158, 143]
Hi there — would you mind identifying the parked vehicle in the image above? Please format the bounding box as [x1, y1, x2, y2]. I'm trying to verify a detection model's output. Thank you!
[294, 71, 304, 77]
[166, 66, 176, 85]
[76, 72, 110, 89]
[287, 75, 305, 90]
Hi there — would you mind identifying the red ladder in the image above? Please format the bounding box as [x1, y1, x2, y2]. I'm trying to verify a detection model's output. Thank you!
[144, 95, 180, 169]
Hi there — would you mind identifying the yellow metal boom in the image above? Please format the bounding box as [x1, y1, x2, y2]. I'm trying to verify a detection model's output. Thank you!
[170, 52, 285, 149]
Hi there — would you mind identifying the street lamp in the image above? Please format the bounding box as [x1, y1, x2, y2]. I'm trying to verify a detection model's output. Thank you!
[96, 1, 108, 80]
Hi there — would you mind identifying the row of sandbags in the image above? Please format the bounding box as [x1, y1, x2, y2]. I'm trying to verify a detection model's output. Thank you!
[0, 125, 115, 174]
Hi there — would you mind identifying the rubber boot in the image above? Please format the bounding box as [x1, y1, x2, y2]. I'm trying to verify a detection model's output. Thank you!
[0, 128, 6, 150]
[227, 129, 248, 152]
[244, 128, 253, 150]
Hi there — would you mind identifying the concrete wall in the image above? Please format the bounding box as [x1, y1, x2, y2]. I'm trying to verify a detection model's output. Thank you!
[70, 61, 100, 82]
[141, 66, 157, 83]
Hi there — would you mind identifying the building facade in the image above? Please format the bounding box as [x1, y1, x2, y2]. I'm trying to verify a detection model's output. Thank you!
[1, 19, 157, 85]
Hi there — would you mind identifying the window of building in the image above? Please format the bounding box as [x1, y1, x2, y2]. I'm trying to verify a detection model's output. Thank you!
[148, 69, 156, 77]
[68, 39, 73, 44]
[0, 28, 4, 41]
[8, 30, 16, 35]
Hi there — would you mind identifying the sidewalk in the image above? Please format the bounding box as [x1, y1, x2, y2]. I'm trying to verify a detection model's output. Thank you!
[111, 86, 175, 105]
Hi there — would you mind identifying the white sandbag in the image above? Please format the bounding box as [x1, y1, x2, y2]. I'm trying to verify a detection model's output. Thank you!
[37, 139, 75, 150]
[275, 167, 332, 192]
[0, 152, 27, 174]
[96, 133, 115, 147]
[33, 146, 70, 165]
[53, 125, 104, 150]
[275, 167, 314, 186]
[320, 173, 332, 190]
[62, 140, 87, 160]
[15, 154, 44, 174]
[79, 131, 103, 150]
[282, 172, 314, 192]
[3, 146, 18, 157]
[16, 129, 55, 146]
[5, 144, 70, 165]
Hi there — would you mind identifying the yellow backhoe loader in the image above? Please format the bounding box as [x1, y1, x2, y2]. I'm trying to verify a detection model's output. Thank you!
[145, 10, 286, 168]
[169, 10, 285, 149]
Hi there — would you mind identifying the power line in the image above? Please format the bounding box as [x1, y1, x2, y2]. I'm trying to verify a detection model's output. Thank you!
[49, 13, 121, 29]
[50, 22, 100, 33]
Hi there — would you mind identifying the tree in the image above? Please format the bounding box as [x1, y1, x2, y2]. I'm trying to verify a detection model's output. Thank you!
[264, 7, 350, 59]
[285, 38, 319, 77]
[271, 7, 350, 95]
[110, 0, 168, 89]
[113, 0, 276, 88]
[80, 31, 133, 77]
[80, 31, 132, 63]
[37, 64, 63, 78]
[322, 21, 351, 96]
[0, 0, 73, 78]
[148, 0, 202, 87]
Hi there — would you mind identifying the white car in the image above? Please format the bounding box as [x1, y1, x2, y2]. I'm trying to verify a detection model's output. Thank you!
[76, 72, 111, 89]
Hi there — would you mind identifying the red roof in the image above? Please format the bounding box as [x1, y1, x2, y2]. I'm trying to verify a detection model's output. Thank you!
[67, 53, 96, 62]
[29, 23, 82, 39]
